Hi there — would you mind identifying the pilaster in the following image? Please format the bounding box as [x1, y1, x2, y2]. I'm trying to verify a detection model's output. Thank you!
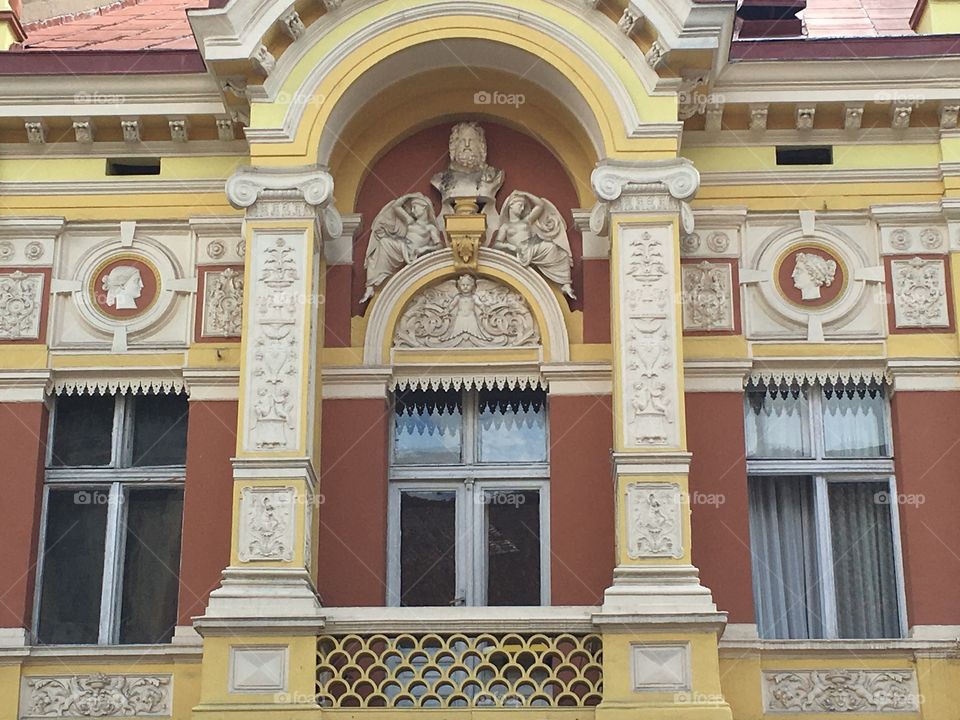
[194, 165, 340, 717]
[590, 158, 731, 720]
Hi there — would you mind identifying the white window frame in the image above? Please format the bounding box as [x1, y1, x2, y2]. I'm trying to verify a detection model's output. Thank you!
[33, 392, 186, 645]
[745, 382, 908, 639]
[386, 389, 551, 607]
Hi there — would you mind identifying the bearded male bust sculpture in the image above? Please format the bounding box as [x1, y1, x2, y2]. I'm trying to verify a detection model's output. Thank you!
[431, 122, 505, 213]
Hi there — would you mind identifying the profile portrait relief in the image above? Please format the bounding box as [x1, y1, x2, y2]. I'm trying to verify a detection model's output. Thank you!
[101, 265, 145, 310]
[791, 252, 838, 301]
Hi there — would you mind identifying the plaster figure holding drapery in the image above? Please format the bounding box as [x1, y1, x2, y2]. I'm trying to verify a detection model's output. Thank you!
[361, 193, 445, 303]
[492, 190, 576, 299]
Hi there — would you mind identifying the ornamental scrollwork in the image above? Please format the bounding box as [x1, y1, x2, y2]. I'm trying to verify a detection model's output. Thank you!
[764, 670, 919, 713]
[203, 268, 244, 337]
[0, 270, 44, 340]
[890, 257, 949, 328]
[393, 275, 539, 350]
[681, 262, 732, 331]
[22, 673, 171, 718]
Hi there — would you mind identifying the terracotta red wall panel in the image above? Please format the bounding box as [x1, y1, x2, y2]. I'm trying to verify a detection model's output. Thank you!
[178, 400, 237, 624]
[582, 258, 611, 345]
[324, 265, 353, 348]
[891, 391, 960, 626]
[686, 392, 755, 623]
[549, 395, 614, 605]
[319, 398, 390, 606]
[0, 402, 47, 629]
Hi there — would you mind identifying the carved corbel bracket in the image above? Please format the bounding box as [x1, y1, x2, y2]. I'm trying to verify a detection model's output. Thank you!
[446, 197, 487, 273]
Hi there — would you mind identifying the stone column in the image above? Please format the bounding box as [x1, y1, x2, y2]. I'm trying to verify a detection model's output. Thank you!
[590, 159, 732, 720]
[194, 166, 340, 715]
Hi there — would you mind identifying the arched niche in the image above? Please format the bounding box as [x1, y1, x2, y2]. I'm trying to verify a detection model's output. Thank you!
[363, 250, 571, 367]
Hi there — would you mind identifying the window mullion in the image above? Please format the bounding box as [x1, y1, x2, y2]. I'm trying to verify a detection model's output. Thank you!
[813, 475, 839, 639]
[464, 390, 476, 465]
[98, 482, 126, 644]
[111, 394, 128, 468]
[810, 387, 825, 461]
[459, 481, 473, 607]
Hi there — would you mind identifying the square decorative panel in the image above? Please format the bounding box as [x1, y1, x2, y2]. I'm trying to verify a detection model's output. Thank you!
[229, 645, 288, 694]
[631, 643, 691, 692]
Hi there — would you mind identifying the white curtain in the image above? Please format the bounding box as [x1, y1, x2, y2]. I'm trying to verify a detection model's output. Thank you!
[745, 389, 810, 458]
[748, 476, 826, 639]
[821, 392, 887, 457]
[829, 482, 900, 638]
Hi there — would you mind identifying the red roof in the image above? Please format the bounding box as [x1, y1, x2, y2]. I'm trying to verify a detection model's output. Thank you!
[20, 0, 204, 50]
[802, 0, 917, 37]
[13, 0, 923, 52]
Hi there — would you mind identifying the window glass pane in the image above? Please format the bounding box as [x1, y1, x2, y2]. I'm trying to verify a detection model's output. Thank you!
[130, 393, 189, 467]
[821, 385, 889, 458]
[394, 390, 462, 465]
[37, 488, 109, 644]
[486, 490, 541, 606]
[747, 476, 825, 639]
[478, 388, 547, 463]
[745, 386, 811, 458]
[119, 488, 184, 644]
[829, 482, 901, 638]
[400, 491, 457, 606]
[50, 393, 115, 467]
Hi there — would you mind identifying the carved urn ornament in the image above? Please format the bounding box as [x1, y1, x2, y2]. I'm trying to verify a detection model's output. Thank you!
[361, 122, 576, 303]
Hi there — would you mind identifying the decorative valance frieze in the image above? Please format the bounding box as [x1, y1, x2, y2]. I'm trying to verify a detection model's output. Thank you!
[590, 158, 699, 236]
[391, 373, 545, 393]
[746, 365, 890, 389]
[51, 373, 187, 397]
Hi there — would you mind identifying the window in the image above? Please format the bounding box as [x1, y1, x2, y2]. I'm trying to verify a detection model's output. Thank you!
[36, 391, 188, 645]
[387, 386, 549, 607]
[745, 380, 905, 640]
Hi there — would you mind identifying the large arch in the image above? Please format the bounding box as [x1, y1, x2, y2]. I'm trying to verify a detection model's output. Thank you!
[238, 0, 682, 162]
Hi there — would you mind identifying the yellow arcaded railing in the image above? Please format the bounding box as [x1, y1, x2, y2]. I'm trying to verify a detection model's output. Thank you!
[316, 632, 603, 708]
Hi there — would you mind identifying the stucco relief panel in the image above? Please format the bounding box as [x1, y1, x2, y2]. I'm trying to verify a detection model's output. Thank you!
[0, 271, 46, 340]
[244, 232, 307, 453]
[238, 486, 296, 563]
[742, 219, 885, 341]
[617, 226, 680, 450]
[50, 224, 195, 351]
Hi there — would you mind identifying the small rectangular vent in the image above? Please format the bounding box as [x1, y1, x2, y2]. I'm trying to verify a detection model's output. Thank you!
[776, 146, 833, 166]
[106, 158, 161, 176]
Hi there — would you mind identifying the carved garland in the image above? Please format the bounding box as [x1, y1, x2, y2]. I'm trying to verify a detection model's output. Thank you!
[764, 670, 919, 713]
[22, 674, 171, 718]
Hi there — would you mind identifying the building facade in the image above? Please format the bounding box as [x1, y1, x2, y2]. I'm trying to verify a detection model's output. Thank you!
[1, 0, 960, 717]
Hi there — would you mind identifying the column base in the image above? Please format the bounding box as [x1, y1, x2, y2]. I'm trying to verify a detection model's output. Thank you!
[600, 565, 721, 617]
[197, 566, 323, 635]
